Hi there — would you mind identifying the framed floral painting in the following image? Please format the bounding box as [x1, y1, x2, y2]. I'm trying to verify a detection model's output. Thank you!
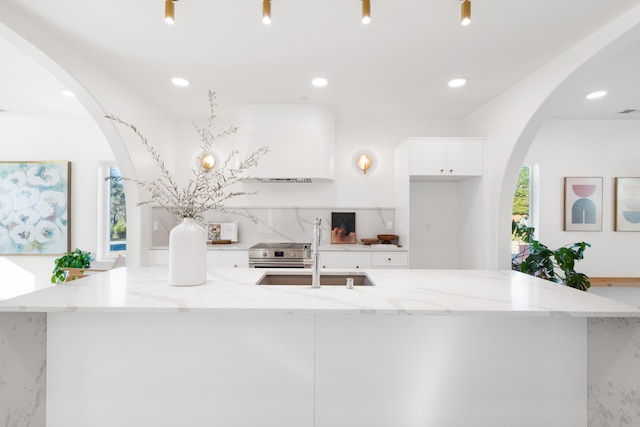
[0, 161, 71, 255]
[614, 177, 640, 231]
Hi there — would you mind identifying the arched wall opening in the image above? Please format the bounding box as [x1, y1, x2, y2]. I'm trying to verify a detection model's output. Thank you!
[463, 4, 640, 270]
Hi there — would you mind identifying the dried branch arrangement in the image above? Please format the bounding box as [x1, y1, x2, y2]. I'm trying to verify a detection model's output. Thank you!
[105, 90, 268, 222]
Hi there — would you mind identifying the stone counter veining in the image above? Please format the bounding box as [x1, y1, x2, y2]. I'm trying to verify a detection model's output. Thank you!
[0, 267, 637, 317]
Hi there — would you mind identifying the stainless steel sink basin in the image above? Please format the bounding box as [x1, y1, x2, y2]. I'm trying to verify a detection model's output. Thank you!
[256, 272, 375, 286]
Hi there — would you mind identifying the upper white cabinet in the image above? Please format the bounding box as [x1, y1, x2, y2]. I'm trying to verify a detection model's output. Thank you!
[408, 138, 484, 180]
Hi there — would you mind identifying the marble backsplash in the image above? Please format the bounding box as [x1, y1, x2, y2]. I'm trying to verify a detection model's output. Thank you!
[151, 207, 396, 247]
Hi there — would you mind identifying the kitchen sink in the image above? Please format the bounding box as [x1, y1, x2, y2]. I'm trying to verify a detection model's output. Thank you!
[256, 272, 375, 286]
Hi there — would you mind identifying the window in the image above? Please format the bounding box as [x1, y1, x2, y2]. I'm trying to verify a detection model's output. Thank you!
[512, 163, 539, 261]
[97, 162, 126, 260]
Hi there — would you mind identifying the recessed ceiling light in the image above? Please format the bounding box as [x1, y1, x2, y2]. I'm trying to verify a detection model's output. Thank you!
[448, 78, 467, 88]
[312, 78, 328, 87]
[171, 77, 190, 87]
[61, 90, 75, 98]
[586, 90, 606, 99]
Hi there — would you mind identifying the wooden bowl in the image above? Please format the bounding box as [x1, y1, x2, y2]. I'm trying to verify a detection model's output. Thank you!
[361, 238, 379, 245]
[377, 234, 398, 242]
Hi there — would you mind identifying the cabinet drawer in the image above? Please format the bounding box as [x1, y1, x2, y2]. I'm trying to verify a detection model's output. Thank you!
[320, 252, 371, 269]
[370, 252, 408, 268]
[206, 251, 248, 268]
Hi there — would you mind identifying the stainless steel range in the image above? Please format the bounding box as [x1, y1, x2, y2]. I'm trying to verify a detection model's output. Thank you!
[248, 242, 311, 268]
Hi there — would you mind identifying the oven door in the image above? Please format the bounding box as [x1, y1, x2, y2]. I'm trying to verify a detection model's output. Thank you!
[249, 260, 310, 268]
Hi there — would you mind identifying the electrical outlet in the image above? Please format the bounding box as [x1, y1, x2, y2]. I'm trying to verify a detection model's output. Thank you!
[386, 221, 393, 230]
[153, 221, 159, 232]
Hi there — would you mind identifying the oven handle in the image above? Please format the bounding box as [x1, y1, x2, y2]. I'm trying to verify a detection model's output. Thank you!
[249, 261, 311, 268]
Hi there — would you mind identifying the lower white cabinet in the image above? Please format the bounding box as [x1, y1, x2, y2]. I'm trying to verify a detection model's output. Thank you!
[150, 250, 248, 268]
[319, 252, 370, 269]
[206, 251, 249, 268]
[371, 252, 409, 268]
[320, 251, 408, 269]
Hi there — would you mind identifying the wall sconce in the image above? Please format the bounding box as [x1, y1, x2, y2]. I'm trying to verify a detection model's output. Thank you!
[354, 151, 375, 175]
[200, 152, 216, 171]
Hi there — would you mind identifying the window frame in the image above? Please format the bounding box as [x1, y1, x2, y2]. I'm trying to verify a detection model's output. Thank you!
[96, 162, 127, 261]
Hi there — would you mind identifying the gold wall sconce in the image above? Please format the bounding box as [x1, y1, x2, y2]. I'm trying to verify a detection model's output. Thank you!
[354, 151, 375, 175]
[200, 152, 216, 171]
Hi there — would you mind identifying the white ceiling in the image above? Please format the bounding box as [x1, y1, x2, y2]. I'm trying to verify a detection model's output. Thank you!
[1, 0, 639, 120]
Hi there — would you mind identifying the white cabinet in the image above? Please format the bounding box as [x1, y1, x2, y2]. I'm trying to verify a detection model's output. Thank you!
[320, 251, 408, 269]
[319, 252, 370, 270]
[370, 252, 408, 268]
[206, 251, 249, 268]
[150, 250, 248, 268]
[409, 138, 483, 179]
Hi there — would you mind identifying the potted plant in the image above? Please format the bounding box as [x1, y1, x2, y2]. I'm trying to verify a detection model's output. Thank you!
[511, 220, 591, 291]
[51, 248, 95, 284]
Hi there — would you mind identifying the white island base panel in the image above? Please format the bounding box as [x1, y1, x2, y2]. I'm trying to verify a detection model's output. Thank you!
[47, 313, 589, 427]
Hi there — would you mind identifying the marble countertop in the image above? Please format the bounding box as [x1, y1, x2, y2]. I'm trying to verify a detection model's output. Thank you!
[151, 244, 407, 251]
[0, 267, 638, 317]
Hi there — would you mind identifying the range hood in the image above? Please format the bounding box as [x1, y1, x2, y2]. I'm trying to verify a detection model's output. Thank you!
[237, 104, 335, 182]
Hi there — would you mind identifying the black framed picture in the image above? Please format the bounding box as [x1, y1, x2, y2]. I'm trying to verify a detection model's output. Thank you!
[331, 212, 356, 244]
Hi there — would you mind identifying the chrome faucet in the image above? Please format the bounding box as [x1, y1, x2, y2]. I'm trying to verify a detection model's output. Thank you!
[311, 217, 322, 288]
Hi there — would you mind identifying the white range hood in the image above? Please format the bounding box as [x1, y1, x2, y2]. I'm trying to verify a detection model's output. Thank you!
[236, 104, 335, 182]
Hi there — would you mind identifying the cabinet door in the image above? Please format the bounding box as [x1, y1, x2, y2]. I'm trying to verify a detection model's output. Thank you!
[370, 252, 408, 268]
[319, 252, 371, 269]
[445, 140, 483, 176]
[206, 251, 248, 268]
[409, 140, 447, 176]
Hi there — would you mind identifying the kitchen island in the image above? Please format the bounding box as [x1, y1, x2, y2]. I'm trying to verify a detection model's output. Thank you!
[1, 267, 639, 427]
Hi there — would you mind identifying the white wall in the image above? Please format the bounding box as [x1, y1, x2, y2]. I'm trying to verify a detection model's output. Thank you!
[172, 115, 464, 209]
[0, 117, 115, 288]
[525, 119, 640, 277]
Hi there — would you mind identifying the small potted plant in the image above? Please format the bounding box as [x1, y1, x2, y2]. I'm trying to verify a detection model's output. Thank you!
[511, 220, 591, 291]
[51, 248, 95, 284]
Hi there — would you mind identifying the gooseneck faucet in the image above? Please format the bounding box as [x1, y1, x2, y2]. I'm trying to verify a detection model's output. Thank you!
[312, 217, 322, 288]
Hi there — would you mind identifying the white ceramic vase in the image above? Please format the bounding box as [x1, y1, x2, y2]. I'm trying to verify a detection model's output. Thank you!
[169, 218, 207, 286]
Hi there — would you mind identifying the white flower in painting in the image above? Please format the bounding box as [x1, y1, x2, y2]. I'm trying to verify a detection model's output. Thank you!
[0, 227, 10, 251]
[9, 187, 40, 210]
[25, 165, 61, 187]
[0, 171, 26, 192]
[35, 190, 66, 218]
[0, 194, 12, 220]
[9, 223, 35, 245]
[34, 220, 61, 244]
[15, 208, 41, 225]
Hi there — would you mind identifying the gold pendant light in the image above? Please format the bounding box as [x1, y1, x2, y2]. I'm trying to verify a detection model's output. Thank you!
[165, 0, 178, 25]
[461, 0, 471, 26]
[362, 0, 371, 24]
[263, 0, 272, 25]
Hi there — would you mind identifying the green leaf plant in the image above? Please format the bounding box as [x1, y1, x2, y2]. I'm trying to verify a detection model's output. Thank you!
[51, 248, 95, 284]
[512, 220, 591, 291]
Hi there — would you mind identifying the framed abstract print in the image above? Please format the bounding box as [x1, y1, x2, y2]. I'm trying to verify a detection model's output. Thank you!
[614, 177, 640, 231]
[563, 177, 602, 231]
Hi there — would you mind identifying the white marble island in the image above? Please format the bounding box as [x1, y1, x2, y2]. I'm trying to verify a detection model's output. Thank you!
[1, 267, 639, 427]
